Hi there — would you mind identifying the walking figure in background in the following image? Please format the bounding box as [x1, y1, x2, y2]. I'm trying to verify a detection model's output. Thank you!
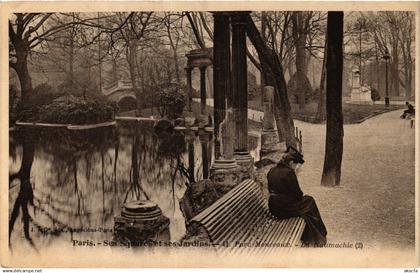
[401, 102, 415, 119]
[267, 146, 327, 245]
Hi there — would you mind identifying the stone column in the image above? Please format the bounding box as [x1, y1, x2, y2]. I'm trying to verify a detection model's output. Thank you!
[210, 12, 238, 187]
[231, 12, 253, 170]
[185, 67, 193, 112]
[212, 12, 230, 160]
[199, 66, 207, 115]
[260, 86, 280, 157]
[185, 129, 196, 183]
[199, 131, 210, 179]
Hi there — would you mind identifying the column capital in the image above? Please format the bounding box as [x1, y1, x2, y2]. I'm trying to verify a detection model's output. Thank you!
[199, 65, 207, 72]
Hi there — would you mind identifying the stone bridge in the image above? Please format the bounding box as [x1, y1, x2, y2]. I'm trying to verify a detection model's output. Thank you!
[102, 80, 137, 112]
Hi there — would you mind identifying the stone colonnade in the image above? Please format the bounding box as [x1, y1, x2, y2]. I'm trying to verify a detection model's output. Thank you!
[185, 48, 212, 114]
[210, 11, 253, 186]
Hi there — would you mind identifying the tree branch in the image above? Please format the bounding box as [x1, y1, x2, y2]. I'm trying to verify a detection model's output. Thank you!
[25, 13, 52, 39]
[185, 12, 205, 49]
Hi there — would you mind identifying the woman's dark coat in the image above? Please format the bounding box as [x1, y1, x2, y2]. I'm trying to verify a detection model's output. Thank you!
[267, 161, 327, 245]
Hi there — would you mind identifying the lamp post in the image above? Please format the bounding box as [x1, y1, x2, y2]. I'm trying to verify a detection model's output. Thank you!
[382, 49, 390, 107]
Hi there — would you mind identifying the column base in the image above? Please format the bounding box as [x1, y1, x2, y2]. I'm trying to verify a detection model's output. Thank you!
[210, 159, 239, 187]
[211, 158, 237, 169]
[234, 151, 253, 165]
[260, 129, 279, 156]
[234, 151, 255, 181]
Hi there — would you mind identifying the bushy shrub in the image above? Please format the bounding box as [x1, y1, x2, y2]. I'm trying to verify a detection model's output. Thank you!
[155, 84, 187, 119]
[18, 94, 118, 125]
[30, 83, 64, 107]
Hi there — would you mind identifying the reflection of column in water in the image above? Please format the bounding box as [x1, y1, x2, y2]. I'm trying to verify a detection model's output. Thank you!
[113, 135, 119, 192]
[101, 150, 105, 223]
[72, 159, 82, 216]
[128, 135, 149, 201]
[184, 130, 196, 183]
[188, 142, 195, 182]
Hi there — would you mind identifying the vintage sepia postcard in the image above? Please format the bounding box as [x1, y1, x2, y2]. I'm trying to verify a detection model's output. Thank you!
[0, 1, 419, 269]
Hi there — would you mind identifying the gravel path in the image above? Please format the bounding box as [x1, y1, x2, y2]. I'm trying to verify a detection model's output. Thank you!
[291, 109, 416, 251]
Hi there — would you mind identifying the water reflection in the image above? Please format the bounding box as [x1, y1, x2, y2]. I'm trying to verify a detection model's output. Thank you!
[9, 137, 35, 247]
[9, 122, 259, 251]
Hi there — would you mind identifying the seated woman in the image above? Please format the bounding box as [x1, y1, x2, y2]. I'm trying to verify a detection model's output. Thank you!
[267, 146, 327, 245]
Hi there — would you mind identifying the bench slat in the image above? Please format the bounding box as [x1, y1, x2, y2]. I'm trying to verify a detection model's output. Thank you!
[190, 179, 306, 255]
[258, 218, 287, 256]
[203, 183, 258, 228]
[212, 195, 262, 242]
[192, 179, 254, 223]
[271, 217, 299, 254]
[215, 198, 265, 246]
[282, 218, 305, 254]
[233, 210, 272, 256]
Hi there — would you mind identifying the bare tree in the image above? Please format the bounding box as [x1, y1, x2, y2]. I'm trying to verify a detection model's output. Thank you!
[362, 11, 414, 98]
[321, 12, 344, 187]
[9, 13, 101, 105]
[315, 35, 327, 122]
[162, 13, 184, 85]
[396, 12, 414, 100]
[245, 14, 297, 147]
[291, 11, 313, 109]
[109, 12, 156, 111]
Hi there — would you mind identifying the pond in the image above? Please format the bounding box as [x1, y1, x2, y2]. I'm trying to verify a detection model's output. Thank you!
[8, 121, 260, 251]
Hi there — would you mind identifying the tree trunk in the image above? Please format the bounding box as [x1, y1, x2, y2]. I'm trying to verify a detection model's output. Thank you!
[321, 12, 344, 187]
[375, 40, 380, 91]
[127, 40, 141, 112]
[69, 37, 74, 86]
[292, 12, 309, 110]
[316, 37, 327, 122]
[404, 61, 412, 100]
[112, 58, 118, 82]
[173, 52, 181, 85]
[403, 41, 413, 101]
[260, 11, 267, 107]
[15, 51, 33, 107]
[391, 34, 399, 97]
[245, 14, 296, 148]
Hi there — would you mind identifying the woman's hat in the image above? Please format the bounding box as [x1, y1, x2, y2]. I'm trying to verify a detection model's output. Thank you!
[285, 146, 305, 164]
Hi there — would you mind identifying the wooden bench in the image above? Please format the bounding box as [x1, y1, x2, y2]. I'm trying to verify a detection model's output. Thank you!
[190, 179, 306, 256]
[410, 116, 415, 129]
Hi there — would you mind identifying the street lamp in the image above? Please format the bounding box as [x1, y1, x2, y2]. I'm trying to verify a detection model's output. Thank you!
[382, 49, 390, 107]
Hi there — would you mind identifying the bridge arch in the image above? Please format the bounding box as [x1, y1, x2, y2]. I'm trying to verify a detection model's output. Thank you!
[117, 94, 137, 113]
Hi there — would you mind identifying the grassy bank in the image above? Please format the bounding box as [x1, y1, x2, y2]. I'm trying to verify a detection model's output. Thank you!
[248, 100, 405, 124]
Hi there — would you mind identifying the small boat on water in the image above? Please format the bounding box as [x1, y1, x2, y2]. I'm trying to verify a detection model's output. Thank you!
[67, 121, 116, 130]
